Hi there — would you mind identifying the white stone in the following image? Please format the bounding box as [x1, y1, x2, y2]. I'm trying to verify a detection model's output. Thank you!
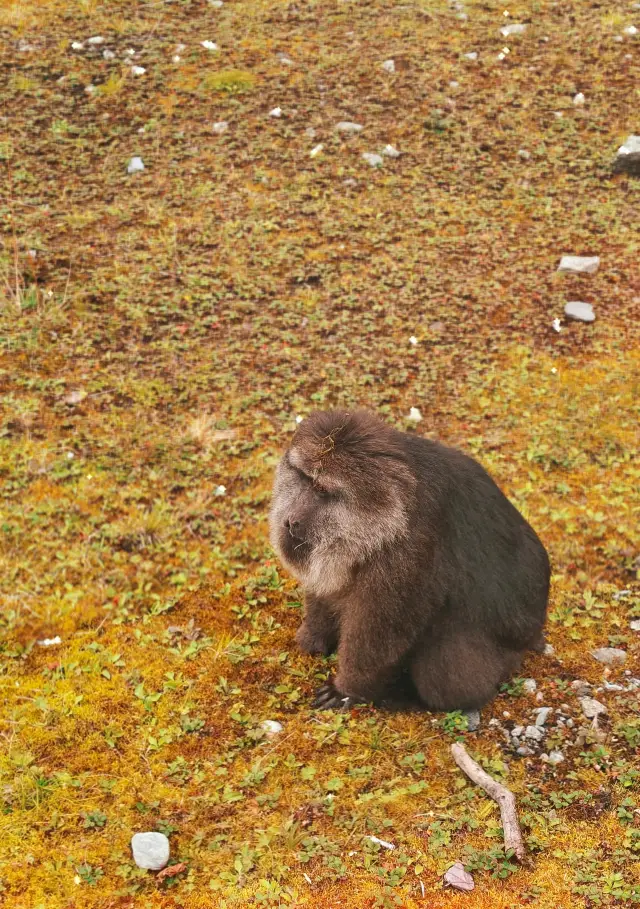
[278, 54, 294, 66]
[131, 832, 170, 871]
[336, 121, 363, 133]
[382, 59, 395, 73]
[212, 121, 228, 134]
[534, 707, 552, 726]
[209, 0, 224, 6]
[564, 302, 595, 323]
[131, 66, 146, 75]
[544, 643, 555, 656]
[37, 636, 62, 647]
[592, 647, 626, 665]
[362, 152, 383, 167]
[444, 862, 474, 892]
[501, 24, 527, 37]
[408, 407, 422, 423]
[557, 255, 600, 274]
[523, 678, 537, 693]
[269, 107, 282, 118]
[573, 92, 586, 106]
[630, 620, 640, 632]
[71, 41, 84, 50]
[524, 725, 544, 741]
[310, 144, 324, 158]
[87, 36, 105, 45]
[127, 156, 145, 174]
[201, 40, 218, 51]
[552, 318, 562, 332]
[580, 697, 607, 719]
[548, 750, 564, 765]
[382, 144, 400, 158]
[261, 720, 283, 737]
[617, 135, 640, 156]
[464, 52, 478, 60]
[409, 336, 418, 346]
[623, 25, 638, 35]
[103, 49, 115, 60]
[214, 484, 226, 496]
[449, 80, 459, 88]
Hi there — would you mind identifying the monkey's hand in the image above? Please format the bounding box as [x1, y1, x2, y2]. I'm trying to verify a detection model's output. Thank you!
[312, 678, 358, 710]
[296, 622, 335, 656]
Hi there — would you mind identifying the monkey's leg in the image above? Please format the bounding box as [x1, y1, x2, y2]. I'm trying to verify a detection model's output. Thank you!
[411, 630, 522, 712]
[296, 595, 338, 656]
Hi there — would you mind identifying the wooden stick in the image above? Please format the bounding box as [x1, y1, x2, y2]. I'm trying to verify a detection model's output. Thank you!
[450, 742, 526, 861]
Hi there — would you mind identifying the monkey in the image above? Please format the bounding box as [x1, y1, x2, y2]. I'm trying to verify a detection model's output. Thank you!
[269, 409, 550, 712]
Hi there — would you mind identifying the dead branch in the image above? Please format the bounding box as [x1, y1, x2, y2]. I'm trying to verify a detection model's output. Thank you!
[450, 741, 526, 861]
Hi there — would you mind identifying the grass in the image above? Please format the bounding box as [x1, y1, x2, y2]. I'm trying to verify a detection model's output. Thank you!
[0, 0, 639, 906]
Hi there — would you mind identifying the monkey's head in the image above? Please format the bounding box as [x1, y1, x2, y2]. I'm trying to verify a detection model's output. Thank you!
[269, 409, 417, 595]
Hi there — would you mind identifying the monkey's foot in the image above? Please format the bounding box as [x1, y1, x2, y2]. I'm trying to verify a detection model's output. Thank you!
[312, 680, 358, 710]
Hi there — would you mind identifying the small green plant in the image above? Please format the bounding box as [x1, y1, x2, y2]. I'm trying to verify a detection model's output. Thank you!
[76, 863, 104, 886]
[440, 711, 469, 735]
[83, 810, 107, 829]
[463, 846, 518, 879]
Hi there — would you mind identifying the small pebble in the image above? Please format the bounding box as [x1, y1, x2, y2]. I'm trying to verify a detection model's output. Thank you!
[592, 647, 626, 666]
[131, 65, 146, 75]
[548, 750, 564, 765]
[71, 41, 84, 50]
[557, 255, 600, 274]
[408, 407, 422, 423]
[573, 92, 586, 106]
[500, 23, 527, 37]
[261, 720, 283, 737]
[212, 121, 229, 134]
[382, 144, 400, 158]
[464, 52, 478, 60]
[564, 301, 595, 323]
[518, 149, 531, 160]
[201, 40, 218, 51]
[131, 832, 170, 871]
[544, 643, 555, 656]
[464, 709, 480, 732]
[87, 36, 105, 45]
[534, 707, 552, 727]
[269, 107, 282, 118]
[362, 152, 383, 167]
[127, 156, 145, 174]
[103, 49, 115, 60]
[382, 59, 395, 73]
[623, 25, 638, 36]
[517, 745, 534, 756]
[580, 697, 607, 719]
[444, 862, 474, 892]
[630, 620, 640, 632]
[336, 121, 363, 134]
[214, 484, 226, 496]
[310, 144, 324, 158]
[523, 678, 537, 694]
[524, 725, 544, 741]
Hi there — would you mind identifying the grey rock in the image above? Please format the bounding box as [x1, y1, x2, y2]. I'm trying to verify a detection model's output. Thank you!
[362, 152, 383, 167]
[511, 725, 524, 738]
[592, 647, 626, 666]
[260, 720, 283, 737]
[336, 121, 363, 134]
[613, 589, 631, 600]
[548, 750, 564, 765]
[525, 725, 545, 741]
[627, 678, 640, 691]
[127, 156, 145, 174]
[444, 862, 474, 892]
[580, 697, 607, 719]
[464, 52, 478, 61]
[604, 682, 625, 691]
[571, 679, 591, 695]
[558, 255, 600, 274]
[544, 643, 555, 656]
[131, 832, 170, 870]
[212, 121, 228, 135]
[523, 678, 537, 693]
[501, 23, 527, 37]
[517, 745, 534, 756]
[464, 709, 481, 732]
[534, 707, 552, 727]
[382, 144, 401, 158]
[616, 135, 640, 156]
[566, 718, 575, 728]
[565, 301, 595, 323]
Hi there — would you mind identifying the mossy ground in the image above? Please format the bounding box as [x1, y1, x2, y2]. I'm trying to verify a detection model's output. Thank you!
[1, 0, 639, 906]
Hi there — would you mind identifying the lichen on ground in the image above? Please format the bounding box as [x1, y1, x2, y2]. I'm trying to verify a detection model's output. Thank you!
[0, 0, 639, 906]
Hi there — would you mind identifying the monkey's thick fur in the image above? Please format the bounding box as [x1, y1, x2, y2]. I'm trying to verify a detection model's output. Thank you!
[269, 410, 550, 711]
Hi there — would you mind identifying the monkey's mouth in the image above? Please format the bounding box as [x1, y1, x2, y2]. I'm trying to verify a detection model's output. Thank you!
[280, 530, 312, 565]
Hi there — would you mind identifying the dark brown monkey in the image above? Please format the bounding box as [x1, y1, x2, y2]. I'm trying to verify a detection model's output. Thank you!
[269, 410, 550, 712]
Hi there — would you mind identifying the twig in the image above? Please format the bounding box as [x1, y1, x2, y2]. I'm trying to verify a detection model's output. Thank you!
[450, 742, 525, 861]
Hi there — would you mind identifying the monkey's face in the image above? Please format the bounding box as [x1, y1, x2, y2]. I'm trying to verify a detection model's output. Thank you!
[269, 411, 416, 595]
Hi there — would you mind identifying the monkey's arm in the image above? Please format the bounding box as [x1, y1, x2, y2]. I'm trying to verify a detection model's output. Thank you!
[296, 594, 339, 656]
[313, 595, 423, 708]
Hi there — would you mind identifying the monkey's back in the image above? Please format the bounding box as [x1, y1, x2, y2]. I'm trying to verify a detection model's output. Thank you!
[399, 432, 550, 650]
